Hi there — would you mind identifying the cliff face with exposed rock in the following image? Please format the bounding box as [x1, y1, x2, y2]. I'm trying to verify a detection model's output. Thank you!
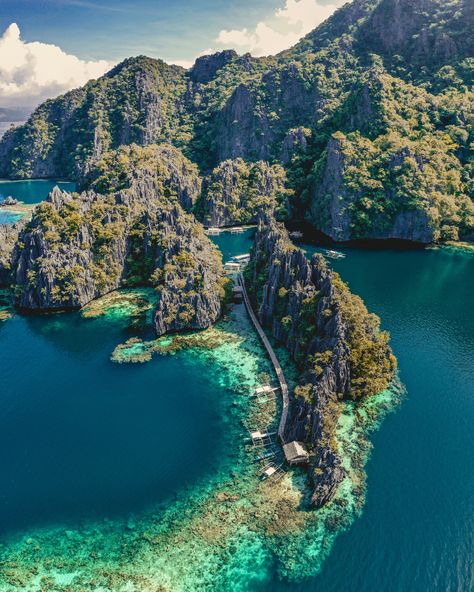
[197, 158, 290, 227]
[309, 135, 441, 243]
[247, 216, 396, 506]
[0, 221, 25, 286]
[2, 146, 226, 336]
[0, 0, 472, 243]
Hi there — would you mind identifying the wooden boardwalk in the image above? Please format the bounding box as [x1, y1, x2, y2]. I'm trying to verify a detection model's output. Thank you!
[237, 274, 289, 443]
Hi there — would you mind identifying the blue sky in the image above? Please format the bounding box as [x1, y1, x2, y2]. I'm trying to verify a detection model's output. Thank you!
[0, 0, 344, 112]
[0, 0, 299, 63]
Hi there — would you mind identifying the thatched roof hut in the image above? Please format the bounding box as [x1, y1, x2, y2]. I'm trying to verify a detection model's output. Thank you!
[283, 441, 309, 466]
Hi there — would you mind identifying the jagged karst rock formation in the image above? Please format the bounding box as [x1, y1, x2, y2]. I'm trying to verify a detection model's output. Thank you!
[0, 0, 471, 244]
[307, 70, 474, 242]
[1, 145, 226, 336]
[280, 127, 310, 165]
[247, 216, 397, 506]
[190, 50, 238, 84]
[197, 158, 290, 227]
[0, 221, 25, 285]
[82, 143, 202, 210]
[0, 57, 189, 180]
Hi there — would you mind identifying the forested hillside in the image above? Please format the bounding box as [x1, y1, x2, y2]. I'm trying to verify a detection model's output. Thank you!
[0, 0, 472, 243]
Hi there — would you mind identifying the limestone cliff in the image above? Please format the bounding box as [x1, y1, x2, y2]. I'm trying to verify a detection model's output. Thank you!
[0, 221, 25, 286]
[0, 0, 472, 243]
[0, 57, 188, 180]
[82, 143, 202, 211]
[2, 146, 226, 336]
[197, 158, 290, 227]
[247, 216, 396, 506]
[309, 131, 474, 243]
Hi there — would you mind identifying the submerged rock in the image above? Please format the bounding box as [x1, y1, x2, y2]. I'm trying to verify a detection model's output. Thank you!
[247, 215, 397, 506]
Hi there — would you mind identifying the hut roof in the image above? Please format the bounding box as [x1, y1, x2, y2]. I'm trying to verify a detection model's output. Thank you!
[255, 385, 273, 395]
[283, 441, 309, 463]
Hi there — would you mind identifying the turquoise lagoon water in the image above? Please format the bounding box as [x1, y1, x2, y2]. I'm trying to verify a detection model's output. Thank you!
[0, 217, 473, 591]
[0, 179, 76, 205]
[0, 179, 76, 225]
[0, 211, 22, 225]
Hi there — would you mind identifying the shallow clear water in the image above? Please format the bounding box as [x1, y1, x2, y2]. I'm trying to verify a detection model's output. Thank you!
[0, 179, 76, 205]
[0, 211, 23, 225]
[0, 211, 472, 591]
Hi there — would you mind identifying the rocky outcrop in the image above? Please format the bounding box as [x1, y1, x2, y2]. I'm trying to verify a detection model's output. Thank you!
[198, 158, 289, 227]
[3, 148, 226, 336]
[83, 143, 202, 211]
[0, 221, 25, 285]
[190, 50, 238, 84]
[0, 57, 188, 180]
[280, 127, 310, 165]
[154, 226, 223, 335]
[354, 0, 474, 69]
[214, 83, 272, 163]
[308, 131, 473, 243]
[247, 215, 396, 506]
[0, 1, 471, 242]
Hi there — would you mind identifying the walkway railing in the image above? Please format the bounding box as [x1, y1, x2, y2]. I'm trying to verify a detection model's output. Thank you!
[237, 274, 289, 443]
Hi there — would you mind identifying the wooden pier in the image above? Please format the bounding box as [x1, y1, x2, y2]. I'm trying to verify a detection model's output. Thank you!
[237, 274, 289, 443]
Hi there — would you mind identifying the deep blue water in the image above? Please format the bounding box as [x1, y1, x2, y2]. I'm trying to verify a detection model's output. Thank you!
[0, 179, 76, 205]
[0, 311, 232, 536]
[283, 242, 474, 592]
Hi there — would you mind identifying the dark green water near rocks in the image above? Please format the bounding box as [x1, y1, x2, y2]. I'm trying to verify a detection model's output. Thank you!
[0, 200, 472, 591]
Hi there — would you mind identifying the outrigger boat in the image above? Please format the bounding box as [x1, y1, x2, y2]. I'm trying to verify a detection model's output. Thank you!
[289, 230, 303, 239]
[324, 249, 346, 259]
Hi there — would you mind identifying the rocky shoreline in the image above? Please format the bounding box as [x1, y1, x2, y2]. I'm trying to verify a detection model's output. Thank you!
[246, 215, 397, 506]
[0, 146, 229, 339]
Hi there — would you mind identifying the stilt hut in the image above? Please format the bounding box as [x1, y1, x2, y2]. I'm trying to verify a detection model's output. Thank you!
[283, 441, 309, 466]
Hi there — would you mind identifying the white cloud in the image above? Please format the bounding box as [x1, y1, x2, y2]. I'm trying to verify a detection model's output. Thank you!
[0, 23, 112, 110]
[216, 0, 346, 56]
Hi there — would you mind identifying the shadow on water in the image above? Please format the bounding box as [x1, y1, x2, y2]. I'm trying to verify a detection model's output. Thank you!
[286, 220, 427, 251]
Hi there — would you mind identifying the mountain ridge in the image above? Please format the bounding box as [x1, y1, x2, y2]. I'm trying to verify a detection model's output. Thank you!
[0, 0, 472, 244]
